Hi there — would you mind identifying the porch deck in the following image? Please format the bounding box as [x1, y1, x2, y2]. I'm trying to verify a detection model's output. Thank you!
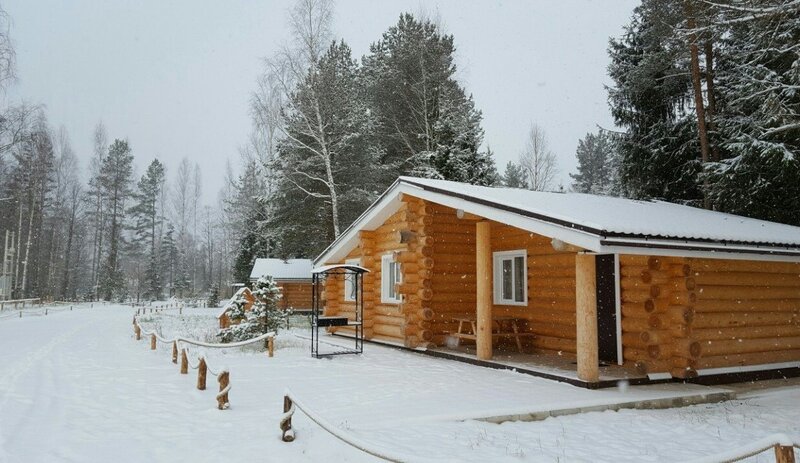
[425, 344, 652, 388]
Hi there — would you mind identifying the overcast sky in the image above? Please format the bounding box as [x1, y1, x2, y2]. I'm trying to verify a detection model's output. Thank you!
[4, 0, 638, 204]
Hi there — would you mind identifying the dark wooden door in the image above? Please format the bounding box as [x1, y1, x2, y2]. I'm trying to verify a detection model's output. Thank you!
[595, 254, 618, 364]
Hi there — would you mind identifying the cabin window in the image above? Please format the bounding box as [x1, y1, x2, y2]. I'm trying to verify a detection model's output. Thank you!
[493, 250, 527, 305]
[343, 258, 360, 302]
[381, 253, 402, 304]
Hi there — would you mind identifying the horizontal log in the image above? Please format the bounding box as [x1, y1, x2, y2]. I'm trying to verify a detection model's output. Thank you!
[372, 324, 405, 339]
[530, 278, 575, 290]
[529, 254, 575, 266]
[693, 311, 797, 328]
[639, 329, 672, 345]
[647, 307, 694, 329]
[528, 298, 576, 312]
[620, 279, 654, 291]
[673, 338, 702, 359]
[697, 286, 800, 300]
[694, 272, 800, 287]
[622, 288, 662, 303]
[632, 359, 671, 374]
[622, 347, 649, 362]
[698, 336, 800, 357]
[621, 255, 662, 270]
[622, 333, 651, 350]
[621, 316, 651, 333]
[690, 259, 800, 274]
[695, 349, 800, 369]
[373, 314, 404, 326]
[691, 325, 800, 342]
[694, 298, 800, 313]
[620, 265, 648, 277]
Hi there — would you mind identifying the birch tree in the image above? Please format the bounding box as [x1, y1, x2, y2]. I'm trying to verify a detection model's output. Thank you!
[518, 123, 558, 192]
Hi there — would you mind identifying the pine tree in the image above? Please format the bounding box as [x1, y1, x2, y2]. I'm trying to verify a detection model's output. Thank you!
[129, 159, 166, 300]
[98, 139, 133, 301]
[570, 131, 619, 195]
[160, 223, 178, 297]
[363, 13, 496, 185]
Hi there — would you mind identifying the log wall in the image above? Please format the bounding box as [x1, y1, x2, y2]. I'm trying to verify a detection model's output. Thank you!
[688, 258, 800, 371]
[323, 198, 430, 347]
[619, 255, 697, 377]
[277, 281, 313, 310]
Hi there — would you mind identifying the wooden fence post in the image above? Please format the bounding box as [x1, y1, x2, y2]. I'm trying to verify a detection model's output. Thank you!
[197, 358, 207, 390]
[268, 337, 274, 358]
[775, 445, 796, 463]
[172, 342, 178, 363]
[281, 395, 295, 442]
[180, 349, 188, 374]
[135, 324, 141, 340]
[150, 334, 156, 350]
[217, 371, 230, 410]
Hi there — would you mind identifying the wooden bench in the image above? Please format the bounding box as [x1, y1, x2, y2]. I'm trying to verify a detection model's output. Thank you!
[450, 316, 533, 353]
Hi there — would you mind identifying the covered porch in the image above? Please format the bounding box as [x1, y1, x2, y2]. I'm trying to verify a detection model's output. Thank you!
[427, 204, 616, 384]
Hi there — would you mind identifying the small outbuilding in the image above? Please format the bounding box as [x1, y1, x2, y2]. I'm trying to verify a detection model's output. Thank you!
[315, 176, 800, 386]
[217, 286, 256, 329]
[249, 258, 313, 312]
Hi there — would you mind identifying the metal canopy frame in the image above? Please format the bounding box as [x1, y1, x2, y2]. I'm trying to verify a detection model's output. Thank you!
[311, 265, 369, 358]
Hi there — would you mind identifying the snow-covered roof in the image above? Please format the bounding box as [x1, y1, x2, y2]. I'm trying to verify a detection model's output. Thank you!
[216, 286, 252, 318]
[315, 177, 800, 265]
[249, 258, 313, 281]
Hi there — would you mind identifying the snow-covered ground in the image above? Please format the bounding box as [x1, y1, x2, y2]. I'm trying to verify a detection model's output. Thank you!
[0, 304, 798, 462]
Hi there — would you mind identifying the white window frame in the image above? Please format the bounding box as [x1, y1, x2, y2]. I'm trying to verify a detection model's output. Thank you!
[381, 253, 402, 304]
[343, 258, 360, 302]
[492, 250, 528, 306]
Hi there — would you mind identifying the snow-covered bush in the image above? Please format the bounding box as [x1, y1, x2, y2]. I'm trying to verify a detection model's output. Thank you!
[217, 276, 291, 343]
[207, 285, 220, 308]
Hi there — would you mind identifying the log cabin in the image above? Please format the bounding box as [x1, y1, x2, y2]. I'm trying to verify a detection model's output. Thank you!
[249, 258, 313, 312]
[217, 286, 257, 329]
[315, 177, 800, 386]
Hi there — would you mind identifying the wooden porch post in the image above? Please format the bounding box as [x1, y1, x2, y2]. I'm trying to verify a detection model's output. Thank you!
[576, 253, 599, 382]
[476, 220, 492, 360]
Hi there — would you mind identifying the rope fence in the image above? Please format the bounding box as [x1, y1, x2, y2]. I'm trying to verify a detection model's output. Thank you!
[133, 316, 275, 410]
[686, 434, 799, 463]
[278, 387, 799, 463]
[279, 388, 445, 463]
[0, 302, 93, 321]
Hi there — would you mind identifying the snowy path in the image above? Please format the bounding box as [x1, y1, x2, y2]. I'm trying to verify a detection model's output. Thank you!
[0, 306, 379, 463]
[1, 305, 798, 462]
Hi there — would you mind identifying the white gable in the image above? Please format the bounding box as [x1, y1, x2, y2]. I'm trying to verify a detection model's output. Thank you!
[249, 258, 313, 281]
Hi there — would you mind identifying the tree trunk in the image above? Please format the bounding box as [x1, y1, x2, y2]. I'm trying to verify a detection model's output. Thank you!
[685, 1, 711, 208]
[704, 40, 721, 163]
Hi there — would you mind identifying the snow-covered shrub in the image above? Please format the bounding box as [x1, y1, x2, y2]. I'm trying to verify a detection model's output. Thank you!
[207, 285, 220, 308]
[216, 276, 291, 343]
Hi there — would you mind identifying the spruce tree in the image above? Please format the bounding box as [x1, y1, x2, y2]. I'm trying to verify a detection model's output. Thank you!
[607, 0, 702, 203]
[502, 161, 528, 188]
